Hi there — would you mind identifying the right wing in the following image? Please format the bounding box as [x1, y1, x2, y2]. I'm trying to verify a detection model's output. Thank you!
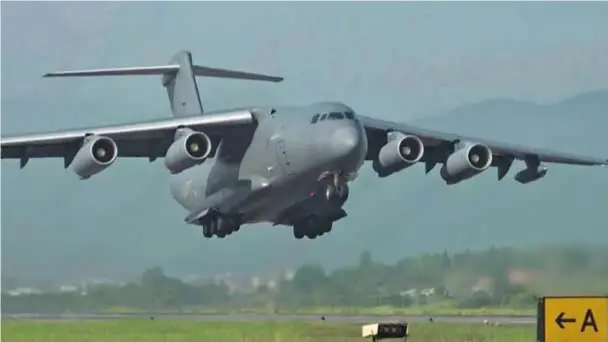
[1, 109, 254, 168]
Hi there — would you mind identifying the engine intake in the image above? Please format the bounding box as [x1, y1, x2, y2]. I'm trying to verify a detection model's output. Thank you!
[373, 134, 425, 177]
[71, 135, 118, 179]
[440, 143, 493, 184]
[164, 130, 212, 174]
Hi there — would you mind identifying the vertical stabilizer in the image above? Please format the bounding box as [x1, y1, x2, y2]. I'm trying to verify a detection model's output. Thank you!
[162, 51, 204, 116]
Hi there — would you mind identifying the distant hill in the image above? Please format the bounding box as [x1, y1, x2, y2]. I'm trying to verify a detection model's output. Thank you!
[2, 90, 607, 284]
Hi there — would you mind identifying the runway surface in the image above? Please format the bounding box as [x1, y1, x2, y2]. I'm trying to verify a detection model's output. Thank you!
[3, 313, 536, 325]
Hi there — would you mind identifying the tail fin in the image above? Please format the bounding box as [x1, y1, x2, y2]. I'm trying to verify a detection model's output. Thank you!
[43, 50, 283, 117]
[163, 51, 204, 116]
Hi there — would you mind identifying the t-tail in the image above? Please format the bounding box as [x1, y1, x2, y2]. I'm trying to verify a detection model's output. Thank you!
[42, 50, 283, 117]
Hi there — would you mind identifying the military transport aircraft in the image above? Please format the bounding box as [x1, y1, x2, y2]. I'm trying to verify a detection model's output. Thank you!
[2, 51, 606, 240]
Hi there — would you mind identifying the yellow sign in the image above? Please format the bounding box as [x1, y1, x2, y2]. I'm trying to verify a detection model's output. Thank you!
[540, 296, 608, 342]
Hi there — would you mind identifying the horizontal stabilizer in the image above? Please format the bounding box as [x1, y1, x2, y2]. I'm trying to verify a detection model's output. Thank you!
[43, 64, 283, 82]
[43, 65, 180, 77]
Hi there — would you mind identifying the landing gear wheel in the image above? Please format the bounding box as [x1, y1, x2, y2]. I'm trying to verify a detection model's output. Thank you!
[321, 221, 332, 233]
[325, 184, 337, 201]
[217, 216, 231, 238]
[208, 218, 218, 236]
[202, 224, 213, 238]
[304, 217, 319, 239]
[337, 184, 349, 202]
[293, 225, 305, 239]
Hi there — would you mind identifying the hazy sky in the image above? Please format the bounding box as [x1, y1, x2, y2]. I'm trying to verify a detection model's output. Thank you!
[2, 2, 608, 281]
[2, 1, 608, 132]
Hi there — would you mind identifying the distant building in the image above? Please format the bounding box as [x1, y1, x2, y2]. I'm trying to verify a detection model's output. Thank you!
[58, 285, 79, 293]
[5, 287, 43, 296]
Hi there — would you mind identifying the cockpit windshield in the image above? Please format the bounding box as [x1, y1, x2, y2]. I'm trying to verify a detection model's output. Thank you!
[327, 112, 344, 120]
[311, 111, 356, 123]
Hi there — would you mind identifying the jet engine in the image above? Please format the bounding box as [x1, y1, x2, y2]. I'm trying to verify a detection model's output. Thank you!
[514, 165, 548, 184]
[71, 135, 118, 179]
[440, 143, 493, 184]
[164, 129, 212, 174]
[373, 133, 425, 177]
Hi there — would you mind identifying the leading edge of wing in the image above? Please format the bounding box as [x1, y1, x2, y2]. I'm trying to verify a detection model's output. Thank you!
[359, 115, 608, 166]
[1, 110, 254, 147]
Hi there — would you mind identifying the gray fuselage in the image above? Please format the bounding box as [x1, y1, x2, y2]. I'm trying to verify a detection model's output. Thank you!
[168, 102, 368, 224]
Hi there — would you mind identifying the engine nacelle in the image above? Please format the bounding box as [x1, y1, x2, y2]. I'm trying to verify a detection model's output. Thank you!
[440, 143, 493, 184]
[72, 135, 118, 179]
[164, 130, 212, 174]
[373, 133, 425, 177]
[514, 165, 548, 184]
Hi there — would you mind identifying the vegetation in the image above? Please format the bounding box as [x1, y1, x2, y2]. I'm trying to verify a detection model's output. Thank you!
[3, 245, 608, 314]
[1, 320, 535, 342]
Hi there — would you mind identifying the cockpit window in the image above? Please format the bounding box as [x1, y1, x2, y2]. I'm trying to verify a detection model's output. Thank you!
[344, 111, 355, 120]
[327, 112, 344, 120]
[311, 114, 320, 123]
[320, 113, 328, 121]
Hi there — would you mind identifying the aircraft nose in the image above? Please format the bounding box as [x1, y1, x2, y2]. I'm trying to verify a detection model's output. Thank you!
[331, 126, 362, 160]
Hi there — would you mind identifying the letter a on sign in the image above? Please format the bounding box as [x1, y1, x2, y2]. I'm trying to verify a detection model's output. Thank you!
[582, 308, 599, 333]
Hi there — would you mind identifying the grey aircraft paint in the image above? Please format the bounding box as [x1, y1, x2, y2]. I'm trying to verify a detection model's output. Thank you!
[2, 51, 607, 240]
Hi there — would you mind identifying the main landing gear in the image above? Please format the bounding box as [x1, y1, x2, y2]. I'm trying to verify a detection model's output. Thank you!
[199, 212, 241, 239]
[293, 216, 333, 240]
[291, 172, 350, 240]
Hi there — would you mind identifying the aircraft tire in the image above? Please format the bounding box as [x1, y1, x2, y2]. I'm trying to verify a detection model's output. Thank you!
[214, 215, 226, 238]
[293, 226, 305, 239]
[325, 184, 337, 201]
[208, 218, 218, 236]
[305, 226, 317, 239]
[202, 225, 213, 238]
[322, 221, 332, 233]
[337, 184, 349, 202]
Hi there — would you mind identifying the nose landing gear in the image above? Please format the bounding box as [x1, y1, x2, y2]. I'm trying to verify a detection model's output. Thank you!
[319, 171, 350, 204]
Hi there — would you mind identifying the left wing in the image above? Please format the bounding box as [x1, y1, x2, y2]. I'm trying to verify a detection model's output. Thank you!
[359, 115, 607, 183]
[1, 110, 255, 177]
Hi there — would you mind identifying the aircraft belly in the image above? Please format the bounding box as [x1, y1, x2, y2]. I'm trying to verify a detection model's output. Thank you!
[242, 166, 325, 223]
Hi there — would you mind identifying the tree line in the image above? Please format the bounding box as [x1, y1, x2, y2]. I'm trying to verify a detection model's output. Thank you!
[3, 245, 608, 313]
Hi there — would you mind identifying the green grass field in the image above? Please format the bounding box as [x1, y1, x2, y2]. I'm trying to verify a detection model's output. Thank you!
[2, 320, 535, 342]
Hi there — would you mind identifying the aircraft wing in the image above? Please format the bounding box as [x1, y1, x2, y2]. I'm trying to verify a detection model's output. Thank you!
[1, 110, 254, 167]
[359, 115, 608, 167]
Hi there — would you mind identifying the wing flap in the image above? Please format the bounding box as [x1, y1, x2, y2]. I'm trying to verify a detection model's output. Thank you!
[359, 115, 608, 166]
